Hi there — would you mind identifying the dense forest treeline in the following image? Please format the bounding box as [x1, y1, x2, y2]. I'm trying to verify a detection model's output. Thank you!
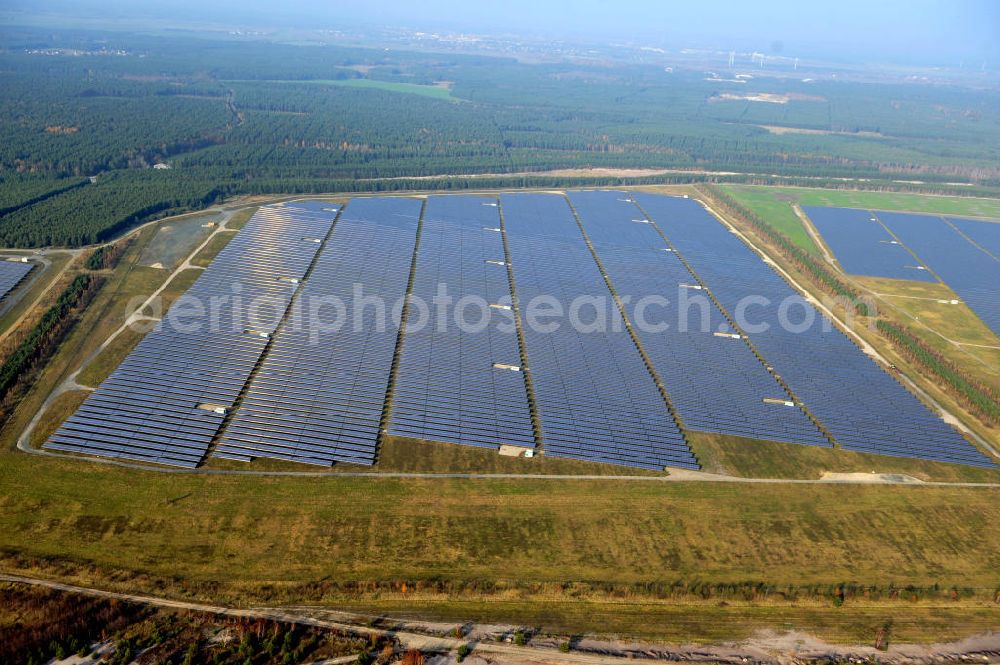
[1, 27, 999, 246]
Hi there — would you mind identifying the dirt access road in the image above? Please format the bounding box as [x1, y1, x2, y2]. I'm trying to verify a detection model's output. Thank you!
[3, 573, 999, 665]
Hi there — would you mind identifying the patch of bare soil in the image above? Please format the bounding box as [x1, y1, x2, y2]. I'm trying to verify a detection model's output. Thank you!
[758, 124, 883, 137]
[710, 92, 827, 104]
[557, 629, 1000, 665]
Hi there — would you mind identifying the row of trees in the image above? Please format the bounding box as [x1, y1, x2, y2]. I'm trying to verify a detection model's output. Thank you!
[876, 319, 1000, 425]
[0, 273, 102, 417]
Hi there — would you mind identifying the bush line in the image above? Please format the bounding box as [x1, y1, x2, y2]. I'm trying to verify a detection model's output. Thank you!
[0, 273, 103, 408]
[876, 319, 1000, 425]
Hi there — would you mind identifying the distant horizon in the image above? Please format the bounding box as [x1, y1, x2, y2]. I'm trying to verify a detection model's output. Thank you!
[3, 0, 998, 67]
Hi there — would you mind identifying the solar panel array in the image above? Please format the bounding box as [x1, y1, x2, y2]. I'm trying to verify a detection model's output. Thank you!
[570, 190, 828, 447]
[949, 217, 1000, 260]
[45, 191, 997, 472]
[878, 212, 1000, 339]
[803, 206, 935, 282]
[215, 197, 422, 466]
[501, 193, 697, 470]
[388, 196, 534, 449]
[634, 193, 994, 468]
[46, 202, 338, 467]
[0, 260, 34, 301]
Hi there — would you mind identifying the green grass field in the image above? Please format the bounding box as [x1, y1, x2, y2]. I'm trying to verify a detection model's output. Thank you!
[850, 276, 1000, 389]
[204, 436, 663, 476]
[190, 231, 236, 268]
[147, 267, 203, 313]
[721, 185, 1000, 253]
[718, 185, 821, 253]
[226, 79, 454, 100]
[224, 207, 258, 231]
[75, 328, 144, 388]
[3, 453, 999, 594]
[29, 390, 88, 447]
[324, 79, 455, 100]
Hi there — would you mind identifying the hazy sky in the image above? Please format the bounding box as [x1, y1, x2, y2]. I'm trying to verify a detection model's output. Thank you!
[9, 0, 1000, 64]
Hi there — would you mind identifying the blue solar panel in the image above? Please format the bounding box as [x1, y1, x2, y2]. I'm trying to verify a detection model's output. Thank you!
[571, 190, 829, 447]
[948, 217, 1000, 260]
[0, 260, 34, 301]
[388, 195, 535, 450]
[878, 212, 1000, 339]
[215, 197, 422, 466]
[634, 193, 994, 468]
[803, 206, 935, 282]
[501, 193, 697, 470]
[46, 202, 338, 467]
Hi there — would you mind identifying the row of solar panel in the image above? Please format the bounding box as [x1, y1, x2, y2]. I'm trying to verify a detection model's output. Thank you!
[47, 193, 995, 471]
[803, 206, 935, 282]
[215, 197, 422, 466]
[570, 190, 830, 448]
[0, 260, 34, 302]
[501, 193, 698, 470]
[950, 217, 1000, 259]
[46, 202, 339, 467]
[636, 194, 994, 468]
[802, 206, 1000, 338]
[876, 212, 1000, 339]
[388, 195, 534, 450]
